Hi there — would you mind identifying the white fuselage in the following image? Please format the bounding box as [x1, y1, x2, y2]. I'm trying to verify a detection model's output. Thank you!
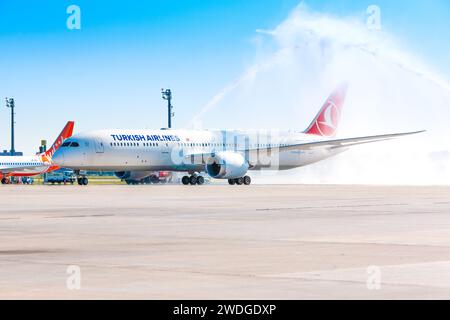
[52, 129, 345, 173]
[0, 156, 50, 176]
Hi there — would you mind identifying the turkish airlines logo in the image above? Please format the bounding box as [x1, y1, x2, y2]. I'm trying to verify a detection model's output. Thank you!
[315, 99, 341, 136]
[319, 100, 340, 129]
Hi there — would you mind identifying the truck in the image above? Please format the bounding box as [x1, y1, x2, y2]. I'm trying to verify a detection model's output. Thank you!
[45, 170, 76, 185]
[125, 171, 174, 185]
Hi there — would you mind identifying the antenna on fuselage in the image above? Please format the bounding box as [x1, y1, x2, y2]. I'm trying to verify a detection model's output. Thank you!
[161, 88, 174, 129]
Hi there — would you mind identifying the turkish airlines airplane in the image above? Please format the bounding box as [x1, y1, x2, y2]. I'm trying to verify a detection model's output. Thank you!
[52, 84, 423, 186]
[0, 121, 74, 184]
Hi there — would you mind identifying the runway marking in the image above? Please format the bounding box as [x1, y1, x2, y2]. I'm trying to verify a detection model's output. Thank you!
[257, 203, 408, 211]
[45, 214, 116, 219]
[0, 249, 60, 256]
[274, 239, 450, 249]
[264, 260, 450, 290]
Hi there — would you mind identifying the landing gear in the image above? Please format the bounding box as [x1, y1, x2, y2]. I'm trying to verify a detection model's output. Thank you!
[197, 176, 205, 185]
[77, 177, 88, 186]
[150, 175, 160, 184]
[189, 175, 198, 185]
[182, 174, 205, 186]
[182, 176, 190, 185]
[1, 178, 7, 185]
[228, 176, 252, 186]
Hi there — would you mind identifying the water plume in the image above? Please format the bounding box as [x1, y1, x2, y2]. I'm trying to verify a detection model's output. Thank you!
[193, 3, 450, 185]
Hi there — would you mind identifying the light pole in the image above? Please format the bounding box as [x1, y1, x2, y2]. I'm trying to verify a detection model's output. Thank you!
[161, 89, 174, 129]
[5, 98, 15, 155]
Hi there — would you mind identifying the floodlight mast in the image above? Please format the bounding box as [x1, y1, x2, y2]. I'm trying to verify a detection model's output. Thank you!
[161, 88, 174, 129]
[5, 98, 15, 155]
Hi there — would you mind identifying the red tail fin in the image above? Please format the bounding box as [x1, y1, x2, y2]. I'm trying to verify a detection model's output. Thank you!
[304, 83, 348, 137]
[43, 121, 75, 159]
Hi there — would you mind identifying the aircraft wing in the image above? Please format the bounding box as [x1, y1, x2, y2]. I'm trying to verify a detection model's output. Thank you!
[183, 131, 424, 162]
[275, 130, 425, 152]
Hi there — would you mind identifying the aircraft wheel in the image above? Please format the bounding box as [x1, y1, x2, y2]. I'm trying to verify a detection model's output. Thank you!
[150, 175, 160, 184]
[1, 178, 7, 185]
[82, 177, 89, 185]
[228, 179, 235, 185]
[196, 176, 205, 185]
[189, 175, 198, 185]
[182, 176, 190, 185]
[236, 177, 244, 185]
[243, 176, 252, 185]
[77, 178, 83, 185]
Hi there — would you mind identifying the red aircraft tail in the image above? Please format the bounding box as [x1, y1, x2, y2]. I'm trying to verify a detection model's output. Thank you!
[42, 121, 75, 161]
[304, 83, 348, 137]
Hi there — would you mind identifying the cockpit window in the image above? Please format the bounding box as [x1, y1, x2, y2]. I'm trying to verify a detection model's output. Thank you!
[71, 142, 80, 147]
[62, 142, 71, 147]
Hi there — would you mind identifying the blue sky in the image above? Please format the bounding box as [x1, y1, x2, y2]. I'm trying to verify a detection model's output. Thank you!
[0, 0, 449, 153]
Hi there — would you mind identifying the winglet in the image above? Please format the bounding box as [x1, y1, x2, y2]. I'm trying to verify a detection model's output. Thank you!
[304, 83, 348, 137]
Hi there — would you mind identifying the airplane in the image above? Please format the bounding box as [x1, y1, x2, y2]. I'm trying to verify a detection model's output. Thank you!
[51, 84, 423, 186]
[0, 121, 75, 184]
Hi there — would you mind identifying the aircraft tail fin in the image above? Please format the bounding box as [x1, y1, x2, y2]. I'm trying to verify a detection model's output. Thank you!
[42, 121, 75, 160]
[304, 83, 348, 137]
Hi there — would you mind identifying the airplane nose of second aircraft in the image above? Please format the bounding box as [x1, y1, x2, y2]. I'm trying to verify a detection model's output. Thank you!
[52, 150, 65, 166]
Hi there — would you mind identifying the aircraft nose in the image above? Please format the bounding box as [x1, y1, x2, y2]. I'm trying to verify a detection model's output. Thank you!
[52, 150, 65, 166]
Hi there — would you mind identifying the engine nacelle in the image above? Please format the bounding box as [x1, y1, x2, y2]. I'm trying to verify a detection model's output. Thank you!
[114, 171, 155, 181]
[205, 152, 248, 179]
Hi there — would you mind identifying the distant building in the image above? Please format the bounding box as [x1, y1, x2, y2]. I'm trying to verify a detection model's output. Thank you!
[0, 150, 23, 156]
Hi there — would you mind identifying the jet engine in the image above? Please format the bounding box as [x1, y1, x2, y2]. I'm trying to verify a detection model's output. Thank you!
[205, 152, 248, 179]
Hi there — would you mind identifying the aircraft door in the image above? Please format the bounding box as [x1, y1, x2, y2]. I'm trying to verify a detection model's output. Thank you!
[95, 139, 105, 153]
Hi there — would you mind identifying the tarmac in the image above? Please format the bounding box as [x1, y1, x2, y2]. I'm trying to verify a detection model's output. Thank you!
[1, 184, 450, 299]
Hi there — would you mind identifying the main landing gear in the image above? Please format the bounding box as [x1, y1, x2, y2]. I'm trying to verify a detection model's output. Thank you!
[228, 176, 251, 186]
[182, 174, 205, 186]
[77, 176, 89, 186]
[1, 178, 8, 185]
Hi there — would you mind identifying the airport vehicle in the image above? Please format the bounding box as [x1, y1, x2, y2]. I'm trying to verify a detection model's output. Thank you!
[52, 84, 423, 186]
[119, 171, 173, 185]
[0, 122, 74, 184]
[21, 177, 34, 185]
[0, 176, 33, 185]
[45, 170, 76, 185]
